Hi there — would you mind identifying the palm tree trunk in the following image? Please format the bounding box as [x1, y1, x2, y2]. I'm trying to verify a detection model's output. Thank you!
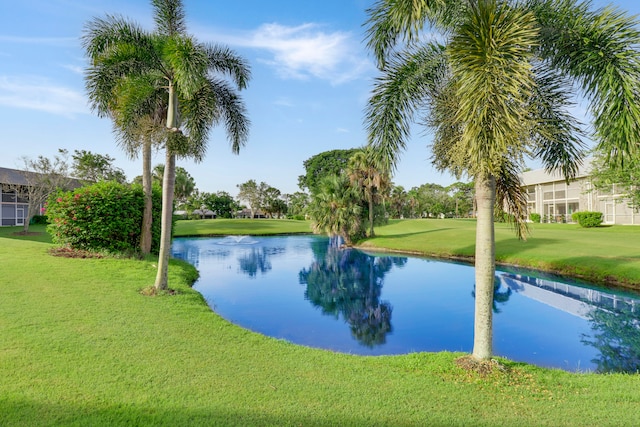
[472, 173, 496, 360]
[368, 193, 375, 237]
[154, 150, 176, 290]
[154, 81, 178, 291]
[140, 137, 153, 255]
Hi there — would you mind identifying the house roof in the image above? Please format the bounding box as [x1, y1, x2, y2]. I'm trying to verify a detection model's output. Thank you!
[520, 158, 593, 186]
[0, 167, 33, 186]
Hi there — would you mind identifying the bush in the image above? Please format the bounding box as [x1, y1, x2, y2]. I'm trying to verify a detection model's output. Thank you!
[46, 182, 164, 254]
[292, 214, 306, 221]
[529, 213, 541, 223]
[571, 211, 603, 228]
[30, 215, 48, 225]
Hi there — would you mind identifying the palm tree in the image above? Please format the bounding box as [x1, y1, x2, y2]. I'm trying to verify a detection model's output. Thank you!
[346, 148, 391, 237]
[365, 0, 640, 360]
[307, 174, 363, 246]
[83, 0, 250, 290]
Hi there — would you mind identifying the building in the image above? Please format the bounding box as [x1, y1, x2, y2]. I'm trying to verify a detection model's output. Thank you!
[0, 167, 32, 226]
[521, 159, 637, 225]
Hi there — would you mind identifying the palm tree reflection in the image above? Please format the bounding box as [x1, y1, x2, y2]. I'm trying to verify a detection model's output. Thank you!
[299, 239, 406, 347]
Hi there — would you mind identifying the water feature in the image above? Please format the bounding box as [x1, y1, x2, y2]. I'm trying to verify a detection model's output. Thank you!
[171, 235, 640, 373]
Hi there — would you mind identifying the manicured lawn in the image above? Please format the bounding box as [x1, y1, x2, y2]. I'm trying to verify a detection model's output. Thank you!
[1, 222, 640, 426]
[175, 218, 312, 237]
[360, 219, 640, 289]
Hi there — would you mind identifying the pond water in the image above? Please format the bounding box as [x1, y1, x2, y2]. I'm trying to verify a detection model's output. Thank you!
[171, 235, 640, 373]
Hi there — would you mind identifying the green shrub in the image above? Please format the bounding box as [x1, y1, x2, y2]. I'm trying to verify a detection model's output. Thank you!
[292, 214, 306, 221]
[571, 211, 603, 228]
[529, 213, 541, 223]
[46, 182, 164, 254]
[30, 215, 48, 225]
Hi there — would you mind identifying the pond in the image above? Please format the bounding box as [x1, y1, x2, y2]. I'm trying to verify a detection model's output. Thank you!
[171, 235, 640, 373]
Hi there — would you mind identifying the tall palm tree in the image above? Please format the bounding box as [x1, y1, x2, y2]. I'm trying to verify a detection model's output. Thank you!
[365, 0, 640, 360]
[347, 147, 391, 237]
[84, 0, 250, 290]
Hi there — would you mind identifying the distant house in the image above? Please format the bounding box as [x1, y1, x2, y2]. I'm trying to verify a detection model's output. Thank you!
[521, 159, 637, 225]
[1, 166, 81, 227]
[0, 167, 31, 226]
[235, 208, 266, 219]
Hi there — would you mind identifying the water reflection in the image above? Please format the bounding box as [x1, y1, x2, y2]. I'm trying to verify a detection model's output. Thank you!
[299, 239, 407, 347]
[499, 272, 640, 373]
[171, 235, 640, 372]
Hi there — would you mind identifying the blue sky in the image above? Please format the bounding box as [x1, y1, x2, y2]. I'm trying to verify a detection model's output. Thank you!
[2, 0, 639, 196]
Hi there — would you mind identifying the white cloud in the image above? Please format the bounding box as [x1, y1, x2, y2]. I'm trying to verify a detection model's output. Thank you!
[336, 127, 349, 133]
[273, 97, 295, 107]
[204, 23, 373, 85]
[0, 76, 88, 117]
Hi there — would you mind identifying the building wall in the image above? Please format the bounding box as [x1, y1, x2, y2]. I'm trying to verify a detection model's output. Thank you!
[522, 170, 637, 225]
[1, 187, 29, 226]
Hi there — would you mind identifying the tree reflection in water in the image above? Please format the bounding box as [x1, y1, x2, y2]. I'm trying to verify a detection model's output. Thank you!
[238, 246, 286, 278]
[582, 303, 640, 373]
[299, 239, 407, 347]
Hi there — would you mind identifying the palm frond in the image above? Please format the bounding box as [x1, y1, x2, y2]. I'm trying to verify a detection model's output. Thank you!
[364, 0, 447, 68]
[494, 158, 529, 240]
[448, 0, 538, 176]
[532, 0, 640, 165]
[366, 43, 449, 172]
[528, 64, 585, 181]
[205, 44, 252, 90]
[152, 0, 186, 36]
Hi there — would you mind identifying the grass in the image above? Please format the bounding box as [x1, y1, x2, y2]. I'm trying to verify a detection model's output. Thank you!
[1, 221, 640, 425]
[175, 218, 312, 237]
[360, 219, 640, 290]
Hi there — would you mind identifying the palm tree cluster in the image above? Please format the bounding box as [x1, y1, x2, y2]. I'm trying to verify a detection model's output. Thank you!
[83, 0, 250, 290]
[365, 0, 640, 360]
[307, 147, 391, 245]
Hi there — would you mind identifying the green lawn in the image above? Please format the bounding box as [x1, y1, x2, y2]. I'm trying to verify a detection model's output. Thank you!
[1, 222, 640, 426]
[175, 218, 312, 236]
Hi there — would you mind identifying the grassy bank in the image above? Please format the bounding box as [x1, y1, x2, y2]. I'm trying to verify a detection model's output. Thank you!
[359, 219, 640, 289]
[1, 223, 639, 425]
[175, 218, 312, 237]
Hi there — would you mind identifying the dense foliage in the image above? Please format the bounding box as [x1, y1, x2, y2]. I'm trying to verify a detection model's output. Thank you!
[46, 182, 163, 254]
[298, 148, 360, 194]
[571, 211, 603, 228]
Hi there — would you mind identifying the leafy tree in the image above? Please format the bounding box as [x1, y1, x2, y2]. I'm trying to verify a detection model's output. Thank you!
[387, 185, 408, 219]
[589, 150, 640, 210]
[71, 150, 126, 184]
[262, 185, 284, 218]
[237, 179, 262, 218]
[83, 0, 250, 290]
[5, 149, 74, 233]
[202, 191, 239, 218]
[284, 192, 309, 217]
[365, 0, 640, 360]
[152, 164, 196, 204]
[447, 181, 475, 218]
[412, 183, 452, 218]
[299, 148, 360, 194]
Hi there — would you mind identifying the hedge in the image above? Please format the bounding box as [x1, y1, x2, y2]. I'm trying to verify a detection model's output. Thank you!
[46, 182, 164, 254]
[571, 211, 603, 228]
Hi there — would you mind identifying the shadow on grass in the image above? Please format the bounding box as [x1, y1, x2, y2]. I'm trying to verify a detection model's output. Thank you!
[0, 225, 52, 244]
[0, 399, 381, 427]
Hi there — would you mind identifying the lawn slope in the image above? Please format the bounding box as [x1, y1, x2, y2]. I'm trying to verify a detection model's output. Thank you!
[0, 225, 639, 425]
